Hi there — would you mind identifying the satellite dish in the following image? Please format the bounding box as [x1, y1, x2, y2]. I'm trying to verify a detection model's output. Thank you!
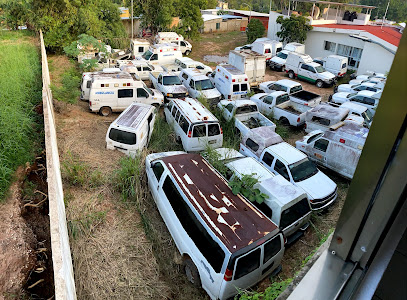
[310, 6, 320, 20]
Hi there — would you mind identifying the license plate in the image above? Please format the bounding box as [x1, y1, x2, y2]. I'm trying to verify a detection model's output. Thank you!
[208, 140, 216, 144]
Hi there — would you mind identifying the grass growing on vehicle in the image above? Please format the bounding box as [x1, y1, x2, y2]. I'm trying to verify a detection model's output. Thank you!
[0, 31, 42, 201]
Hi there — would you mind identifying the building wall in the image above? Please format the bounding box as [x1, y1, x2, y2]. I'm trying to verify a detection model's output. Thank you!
[304, 30, 395, 75]
[358, 42, 394, 75]
[233, 13, 269, 29]
[203, 18, 248, 33]
[267, 11, 284, 41]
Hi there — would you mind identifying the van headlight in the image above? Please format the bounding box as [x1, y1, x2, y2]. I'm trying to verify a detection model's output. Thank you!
[167, 93, 173, 97]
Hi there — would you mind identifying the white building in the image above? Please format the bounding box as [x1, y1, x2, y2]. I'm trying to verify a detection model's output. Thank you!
[267, 0, 402, 75]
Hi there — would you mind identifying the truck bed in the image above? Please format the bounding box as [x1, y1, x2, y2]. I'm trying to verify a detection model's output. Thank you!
[291, 90, 320, 102]
[236, 113, 275, 129]
[276, 102, 302, 115]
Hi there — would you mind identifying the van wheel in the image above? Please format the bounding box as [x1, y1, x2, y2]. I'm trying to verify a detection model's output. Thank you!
[183, 259, 201, 288]
[316, 80, 324, 88]
[288, 71, 295, 79]
[185, 50, 191, 56]
[99, 106, 112, 117]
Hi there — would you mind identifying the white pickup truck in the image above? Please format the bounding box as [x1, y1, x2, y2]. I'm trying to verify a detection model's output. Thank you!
[239, 127, 338, 211]
[217, 100, 276, 136]
[250, 91, 308, 126]
[149, 71, 188, 101]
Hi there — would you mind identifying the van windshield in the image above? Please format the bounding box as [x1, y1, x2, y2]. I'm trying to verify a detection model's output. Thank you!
[195, 79, 214, 90]
[280, 198, 310, 229]
[163, 76, 181, 86]
[142, 50, 153, 60]
[289, 158, 318, 182]
[315, 65, 325, 73]
[347, 93, 357, 99]
[277, 52, 288, 59]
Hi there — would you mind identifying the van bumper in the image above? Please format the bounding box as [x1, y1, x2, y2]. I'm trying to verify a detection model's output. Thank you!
[310, 188, 338, 211]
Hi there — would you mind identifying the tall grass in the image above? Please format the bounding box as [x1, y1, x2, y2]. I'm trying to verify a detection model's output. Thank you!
[0, 31, 42, 200]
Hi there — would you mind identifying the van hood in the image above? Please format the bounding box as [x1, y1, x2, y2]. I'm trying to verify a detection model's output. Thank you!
[295, 170, 337, 200]
[271, 56, 286, 65]
[162, 85, 188, 94]
[338, 84, 352, 92]
[151, 89, 164, 100]
[332, 92, 349, 104]
[319, 71, 336, 80]
[201, 89, 221, 99]
[250, 93, 268, 102]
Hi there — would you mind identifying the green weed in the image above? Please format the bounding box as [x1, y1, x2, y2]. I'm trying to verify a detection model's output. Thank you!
[0, 32, 42, 201]
[236, 278, 293, 300]
[51, 67, 81, 103]
[68, 210, 107, 239]
[148, 114, 183, 153]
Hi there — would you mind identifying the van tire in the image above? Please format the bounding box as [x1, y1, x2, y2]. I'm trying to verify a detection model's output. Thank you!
[185, 50, 191, 56]
[99, 106, 112, 117]
[316, 80, 324, 88]
[288, 71, 295, 79]
[183, 259, 201, 288]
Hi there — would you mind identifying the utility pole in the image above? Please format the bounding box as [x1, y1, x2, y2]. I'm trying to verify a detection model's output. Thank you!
[381, 0, 390, 29]
[131, 0, 134, 39]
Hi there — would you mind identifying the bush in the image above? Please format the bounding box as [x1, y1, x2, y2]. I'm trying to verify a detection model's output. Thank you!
[246, 19, 266, 44]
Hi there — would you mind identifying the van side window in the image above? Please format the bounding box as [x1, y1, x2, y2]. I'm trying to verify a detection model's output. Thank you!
[246, 138, 259, 152]
[241, 84, 248, 91]
[109, 128, 136, 145]
[193, 125, 206, 137]
[314, 139, 329, 152]
[274, 160, 290, 180]
[144, 66, 152, 71]
[182, 73, 188, 80]
[175, 110, 181, 122]
[233, 84, 240, 92]
[234, 248, 261, 280]
[172, 107, 178, 118]
[262, 152, 274, 166]
[189, 80, 195, 89]
[118, 89, 133, 98]
[152, 162, 165, 181]
[162, 177, 225, 272]
[137, 88, 149, 98]
[138, 46, 144, 53]
[208, 124, 220, 136]
[86, 81, 91, 88]
[263, 235, 281, 263]
[167, 101, 173, 112]
[301, 64, 308, 71]
[178, 116, 190, 134]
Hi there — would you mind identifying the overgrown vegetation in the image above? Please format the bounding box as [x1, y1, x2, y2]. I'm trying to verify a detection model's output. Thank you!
[229, 174, 268, 204]
[277, 15, 313, 44]
[246, 18, 266, 43]
[0, 31, 42, 200]
[237, 278, 293, 300]
[148, 115, 183, 152]
[50, 67, 81, 103]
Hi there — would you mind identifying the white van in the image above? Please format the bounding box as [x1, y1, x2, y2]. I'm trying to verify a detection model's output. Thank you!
[164, 98, 223, 152]
[314, 55, 348, 77]
[154, 32, 192, 55]
[130, 39, 150, 58]
[119, 61, 156, 81]
[106, 103, 156, 157]
[211, 64, 250, 100]
[179, 68, 222, 106]
[136, 43, 183, 65]
[89, 73, 164, 116]
[80, 69, 121, 101]
[269, 43, 305, 71]
[251, 40, 283, 62]
[145, 152, 285, 300]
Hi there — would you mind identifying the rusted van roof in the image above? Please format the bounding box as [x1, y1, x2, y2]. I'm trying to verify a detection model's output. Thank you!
[160, 153, 278, 253]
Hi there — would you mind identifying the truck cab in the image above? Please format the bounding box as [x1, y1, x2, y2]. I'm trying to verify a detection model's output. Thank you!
[150, 71, 188, 101]
[239, 127, 338, 211]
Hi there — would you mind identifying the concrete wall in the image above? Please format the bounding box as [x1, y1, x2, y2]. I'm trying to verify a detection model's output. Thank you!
[203, 18, 248, 33]
[40, 30, 77, 300]
[358, 42, 394, 75]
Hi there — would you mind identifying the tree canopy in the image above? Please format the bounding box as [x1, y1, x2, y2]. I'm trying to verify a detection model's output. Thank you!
[276, 15, 313, 44]
[246, 18, 266, 43]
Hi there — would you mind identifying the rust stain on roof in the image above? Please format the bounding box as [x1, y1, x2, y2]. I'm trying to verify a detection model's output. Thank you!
[161, 153, 278, 253]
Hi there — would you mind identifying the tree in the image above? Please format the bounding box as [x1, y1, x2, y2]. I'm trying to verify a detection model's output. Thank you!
[1, 0, 29, 30]
[276, 15, 312, 44]
[174, 0, 207, 39]
[246, 18, 265, 43]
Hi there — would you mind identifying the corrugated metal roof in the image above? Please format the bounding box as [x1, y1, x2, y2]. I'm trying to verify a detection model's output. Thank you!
[161, 153, 278, 252]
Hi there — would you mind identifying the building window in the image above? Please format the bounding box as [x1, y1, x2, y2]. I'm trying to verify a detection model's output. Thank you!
[324, 41, 337, 52]
[336, 44, 363, 68]
[216, 23, 220, 30]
